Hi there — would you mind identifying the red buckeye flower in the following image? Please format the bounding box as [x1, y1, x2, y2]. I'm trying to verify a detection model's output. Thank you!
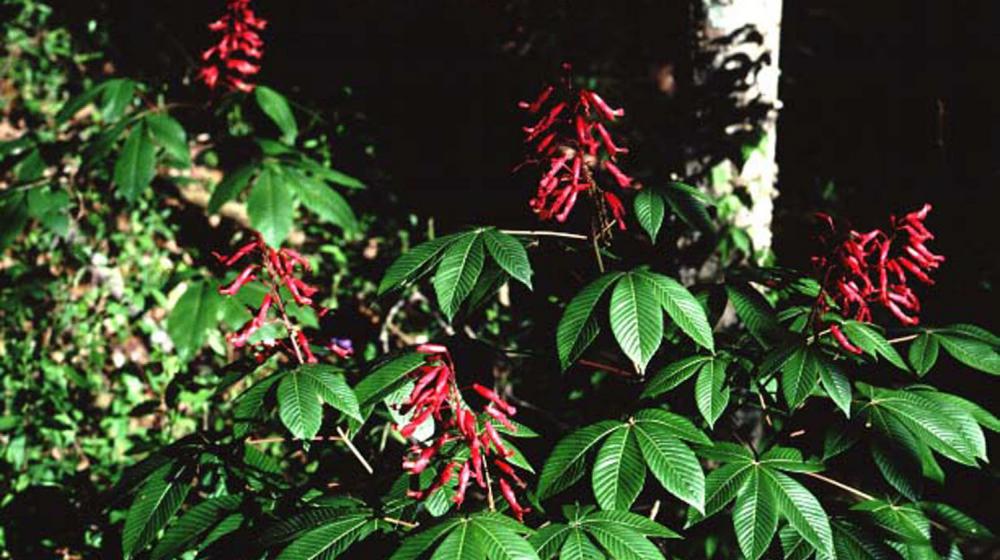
[810, 204, 944, 353]
[518, 63, 633, 230]
[396, 345, 530, 519]
[213, 234, 351, 364]
[198, 0, 267, 92]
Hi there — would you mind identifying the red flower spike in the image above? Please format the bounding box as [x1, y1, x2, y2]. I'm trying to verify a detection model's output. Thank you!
[199, 0, 267, 93]
[499, 478, 530, 522]
[810, 204, 943, 347]
[519, 65, 633, 229]
[397, 344, 531, 515]
[214, 236, 348, 365]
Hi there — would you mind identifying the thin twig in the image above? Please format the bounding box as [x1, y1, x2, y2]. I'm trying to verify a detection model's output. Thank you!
[590, 228, 606, 273]
[578, 359, 633, 378]
[803, 472, 875, 501]
[886, 333, 921, 345]
[500, 229, 588, 241]
[337, 426, 374, 475]
[649, 500, 661, 521]
[382, 517, 419, 529]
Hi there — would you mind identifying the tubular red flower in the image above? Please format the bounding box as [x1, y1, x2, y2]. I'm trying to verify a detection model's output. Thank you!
[199, 0, 267, 92]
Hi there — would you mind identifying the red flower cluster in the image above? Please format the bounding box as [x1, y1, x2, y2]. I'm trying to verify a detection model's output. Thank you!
[198, 0, 267, 92]
[811, 204, 944, 353]
[519, 64, 633, 230]
[213, 235, 353, 363]
[397, 344, 530, 521]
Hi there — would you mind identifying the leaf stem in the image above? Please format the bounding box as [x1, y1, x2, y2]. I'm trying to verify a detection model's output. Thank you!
[337, 426, 374, 475]
[802, 471, 875, 501]
[499, 229, 588, 241]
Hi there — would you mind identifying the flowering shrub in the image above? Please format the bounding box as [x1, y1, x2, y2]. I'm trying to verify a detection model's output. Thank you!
[1, 6, 998, 560]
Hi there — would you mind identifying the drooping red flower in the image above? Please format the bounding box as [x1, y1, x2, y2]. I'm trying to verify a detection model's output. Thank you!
[396, 344, 531, 520]
[811, 204, 944, 353]
[198, 0, 267, 92]
[213, 235, 352, 363]
[518, 64, 633, 230]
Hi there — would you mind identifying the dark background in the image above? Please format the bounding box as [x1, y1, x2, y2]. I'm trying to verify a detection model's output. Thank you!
[40, 0, 1000, 549]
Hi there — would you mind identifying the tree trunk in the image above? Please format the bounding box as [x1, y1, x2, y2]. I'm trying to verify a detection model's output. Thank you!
[688, 0, 783, 260]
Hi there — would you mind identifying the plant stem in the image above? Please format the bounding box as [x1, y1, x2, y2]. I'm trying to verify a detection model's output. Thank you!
[500, 229, 588, 241]
[803, 471, 875, 501]
[337, 426, 374, 475]
[382, 517, 419, 529]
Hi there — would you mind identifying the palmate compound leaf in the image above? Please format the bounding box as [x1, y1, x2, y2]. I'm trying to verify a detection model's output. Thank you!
[633, 420, 705, 513]
[122, 462, 191, 559]
[633, 187, 666, 243]
[608, 273, 663, 374]
[641, 355, 713, 399]
[581, 510, 681, 539]
[582, 518, 665, 560]
[591, 425, 646, 511]
[694, 358, 729, 428]
[556, 272, 624, 371]
[432, 231, 486, 320]
[295, 364, 363, 422]
[637, 271, 715, 353]
[732, 467, 779, 560]
[760, 467, 835, 558]
[468, 515, 540, 560]
[482, 228, 533, 289]
[725, 282, 782, 344]
[379, 234, 461, 295]
[558, 529, 604, 560]
[529, 524, 573, 559]
[935, 329, 1000, 375]
[537, 421, 623, 500]
[685, 462, 753, 527]
[150, 495, 241, 560]
[274, 515, 376, 560]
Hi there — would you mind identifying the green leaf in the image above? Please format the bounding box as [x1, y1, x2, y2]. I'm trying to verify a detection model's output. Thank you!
[695, 441, 753, 464]
[639, 271, 715, 352]
[145, 113, 190, 166]
[867, 388, 979, 466]
[469, 517, 541, 560]
[634, 188, 666, 242]
[293, 174, 358, 233]
[432, 231, 485, 320]
[831, 519, 895, 560]
[537, 421, 622, 500]
[851, 500, 930, 544]
[389, 518, 462, 560]
[609, 273, 663, 373]
[633, 408, 712, 446]
[592, 426, 646, 511]
[921, 502, 994, 540]
[935, 332, 1000, 375]
[584, 519, 665, 560]
[100, 78, 136, 121]
[583, 510, 680, 539]
[781, 346, 820, 410]
[167, 281, 222, 362]
[760, 468, 834, 558]
[355, 353, 427, 408]
[379, 234, 459, 295]
[695, 358, 729, 428]
[208, 164, 257, 214]
[726, 283, 781, 344]
[663, 181, 715, 233]
[641, 355, 713, 399]
[529, 524, 572, 559]
[0, 192, 29, 250]
[633, 422, 705, 512]
[908, 333, 939, 376]
[758, 446, 823, 473]
[150, 495, 241, 560]
[233, 373, 281, 436]
[248, 168, 295, 248]
[556, 273, 623, 371]
[122, 463, 191, 559]
[559, 529, 604, 560]
[278, 369, 323, 440]
[483, 229, 533, 289]
[56, 83, 104, 123]
[431, 521, 485, 560]
[255, 86, 299, 144]
[778, 525, 813, 560]
[818, 358, 851, 417]
[841, 321, 909, 371]
[733, 467, 779, 560]
[258, 506, 370, 546]
[687, 463, 752, 526]
[296, 364, 363, 422]
[114, 123, 157, 202]
[275, 515, 373, 560]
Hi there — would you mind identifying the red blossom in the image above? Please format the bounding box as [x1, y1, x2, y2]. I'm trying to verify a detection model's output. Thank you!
[198, 0, 267, 92]
[810, 204, 944, 353]
[395, 345, 530, 516]
[518, 64, 632, 229]
[213, 234, 351, 363]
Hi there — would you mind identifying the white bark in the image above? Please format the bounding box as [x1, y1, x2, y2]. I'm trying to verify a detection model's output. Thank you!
[691, 0, 783, 258]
